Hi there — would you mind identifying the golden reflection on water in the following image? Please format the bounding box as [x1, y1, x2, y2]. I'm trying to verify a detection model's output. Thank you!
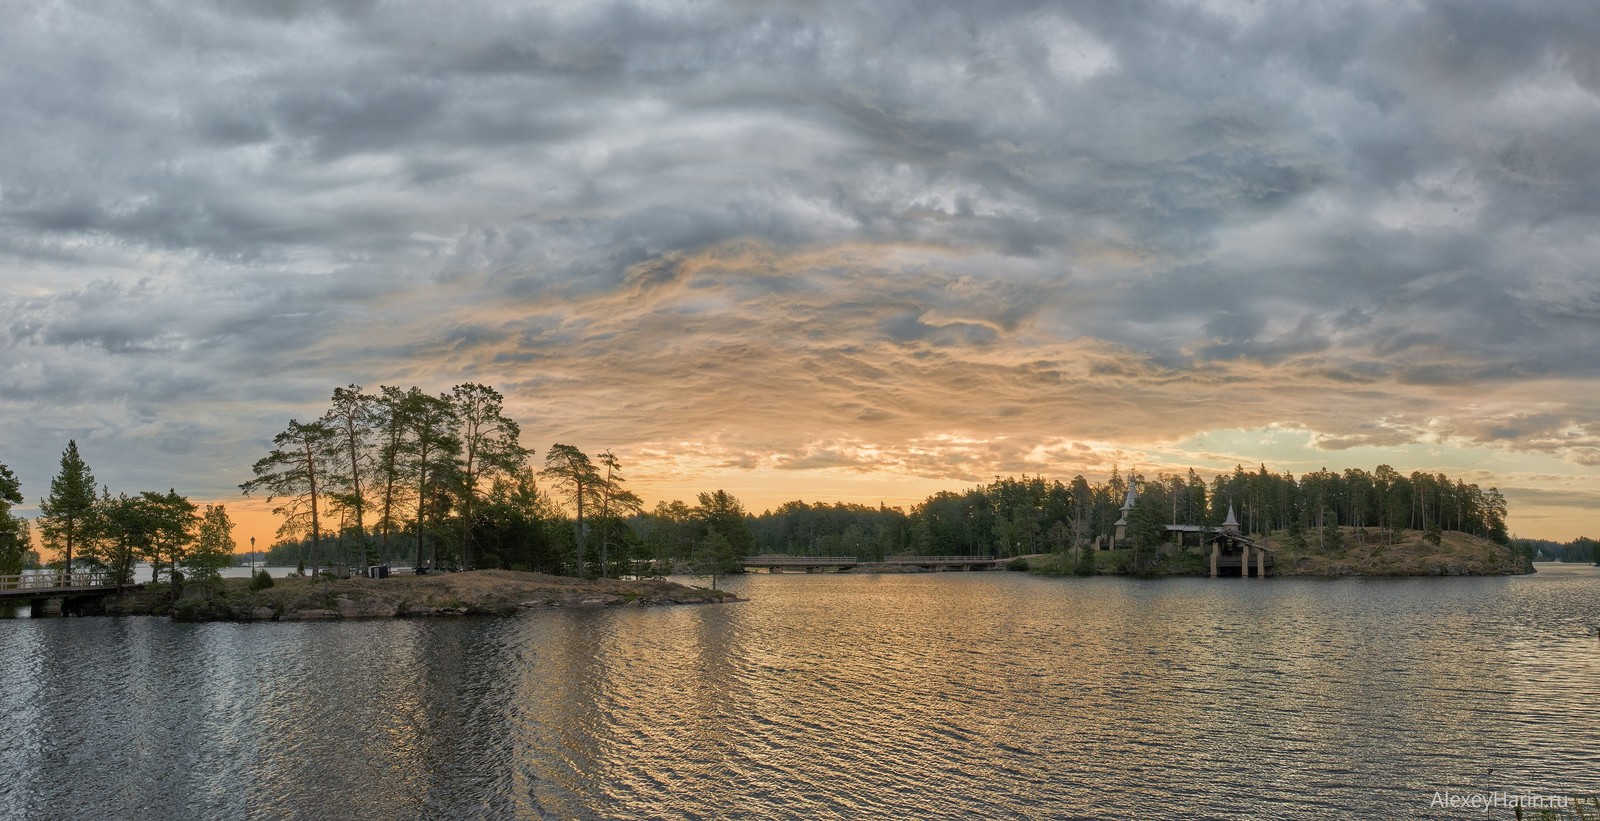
[1, 566, 1598, 820]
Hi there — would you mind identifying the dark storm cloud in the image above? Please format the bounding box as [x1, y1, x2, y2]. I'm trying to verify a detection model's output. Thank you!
[2, 0, 1599, 533]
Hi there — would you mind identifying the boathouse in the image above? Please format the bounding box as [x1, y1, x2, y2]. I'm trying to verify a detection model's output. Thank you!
[1106, 475, 1272, 577]
[1202, 504, 1270, 578]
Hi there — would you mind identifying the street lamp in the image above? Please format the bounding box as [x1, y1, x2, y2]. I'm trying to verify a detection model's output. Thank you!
[250, 537, 255, 577]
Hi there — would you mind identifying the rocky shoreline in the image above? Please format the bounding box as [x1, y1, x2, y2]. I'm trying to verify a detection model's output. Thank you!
[96, 569, 740, 621]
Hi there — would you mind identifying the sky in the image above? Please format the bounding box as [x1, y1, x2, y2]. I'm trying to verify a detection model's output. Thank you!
[2, 0, 1598, 545]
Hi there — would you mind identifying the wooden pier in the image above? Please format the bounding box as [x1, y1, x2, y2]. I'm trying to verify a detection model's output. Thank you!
[0, 572, 135, 616]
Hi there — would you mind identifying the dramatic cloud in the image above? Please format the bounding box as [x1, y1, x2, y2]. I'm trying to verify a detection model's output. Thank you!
[3, 0, 1598, 538]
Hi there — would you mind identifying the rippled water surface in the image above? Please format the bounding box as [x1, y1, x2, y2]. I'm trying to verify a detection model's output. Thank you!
[2, 566, 1598, 820]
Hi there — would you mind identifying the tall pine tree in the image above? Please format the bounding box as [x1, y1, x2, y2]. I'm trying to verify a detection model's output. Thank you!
[39, 441, 97, 578]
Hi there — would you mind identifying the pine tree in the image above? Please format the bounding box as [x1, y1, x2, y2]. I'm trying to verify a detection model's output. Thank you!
[541, 444, 601, 576]
[0, 460, 30, 577]
[82, 489, 145, 587]
[139, 489, 198, 586]
[39, 440, 97, 578]
[1128, 497, 1166, 576]
[696, 490, 755, 569]
[241, 419, 338, 577]
[399, 390, 460, 570]
[1075, 540, 1098, 576]
[451, 383, 528, 570]
[324, 385, 375, 569]
[594, 450, 642, 578]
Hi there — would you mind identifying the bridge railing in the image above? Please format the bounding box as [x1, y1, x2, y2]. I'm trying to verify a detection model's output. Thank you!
[743, 555, 859, 566]
[0, 571, 121, 591]
[884, 555, 996, 564]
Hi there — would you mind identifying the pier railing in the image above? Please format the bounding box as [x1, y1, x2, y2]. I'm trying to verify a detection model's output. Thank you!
[884, 555, 996, 565]
[0, 571, 122, 592]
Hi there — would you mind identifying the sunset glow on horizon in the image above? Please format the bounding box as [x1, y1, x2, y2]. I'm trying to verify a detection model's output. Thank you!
[4, 1, 1598, 546]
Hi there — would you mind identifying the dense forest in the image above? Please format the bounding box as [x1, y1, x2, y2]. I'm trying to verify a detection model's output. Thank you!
[9, 380, 1561, 581]
[1512, 536, 1600, 564]
[737, 464, 1513, 561]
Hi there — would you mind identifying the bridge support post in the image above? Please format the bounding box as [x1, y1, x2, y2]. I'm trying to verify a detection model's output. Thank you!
[1240, 545, 1250, 578]
[1257, 549, 1265, 578]
[1210, 544, 1218, 578]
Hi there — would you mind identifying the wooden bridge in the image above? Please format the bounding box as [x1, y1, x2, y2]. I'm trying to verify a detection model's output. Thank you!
[741, 555, 1003, 573]
[0, 572, 134, 616]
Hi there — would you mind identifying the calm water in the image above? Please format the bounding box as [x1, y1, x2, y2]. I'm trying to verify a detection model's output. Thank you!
[2, 566, 1597, 820]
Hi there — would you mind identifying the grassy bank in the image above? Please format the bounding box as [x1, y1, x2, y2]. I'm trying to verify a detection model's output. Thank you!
[1268, 528, 1532, 576]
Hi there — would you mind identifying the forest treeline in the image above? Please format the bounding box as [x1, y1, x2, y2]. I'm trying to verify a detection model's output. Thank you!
[1512, 536, 1600, 564]
[738, 464, 1512, 561]
[250, 381, 1518, 575]
[5, 379, 1550, 581]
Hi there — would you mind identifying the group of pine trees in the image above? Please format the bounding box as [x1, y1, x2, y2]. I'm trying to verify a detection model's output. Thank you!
[241, 383, 530, 575]
[241, 383, 757, 578]
[7, 441, 237, 590]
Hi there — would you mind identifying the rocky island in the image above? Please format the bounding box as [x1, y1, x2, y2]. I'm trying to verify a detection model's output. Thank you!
[96, 569, 740, 621]
[1024, 528, 1533, 577]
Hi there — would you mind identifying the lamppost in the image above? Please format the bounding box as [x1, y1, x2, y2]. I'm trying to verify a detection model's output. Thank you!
[250, 537, 255, 577]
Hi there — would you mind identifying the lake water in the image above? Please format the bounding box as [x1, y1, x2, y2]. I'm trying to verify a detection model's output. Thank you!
[2, 565, 1597, 820]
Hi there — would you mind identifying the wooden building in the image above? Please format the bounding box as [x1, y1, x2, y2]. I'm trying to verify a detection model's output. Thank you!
[1107, 474, 1271, 577]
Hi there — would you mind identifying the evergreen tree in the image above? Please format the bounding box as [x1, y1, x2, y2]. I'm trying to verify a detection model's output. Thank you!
[399, 389, 460, 569]
[1323, 513, 1345, 553]
[323, 385, 375, 568]
[593, 450, 643, 578]
[190, 504, 237, 587]
[474, 466, 559, 573]
[371, 385, 416, 565]
[1287, 507, 1309, 551]
[696, 489, 755, 568]
[82, 489, 148, 587]
[451, 383, 529, 570]
[139, 489, 198, 586]
[241, 419, 338, 577]
[694, 530, 735, 590]
[541, 444, 601, 576]
[39, 440, 97, 578]
[1128, 496, 1166, 576]
[0, 460, 29, 577]
[1074, 540, 1098, 576]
